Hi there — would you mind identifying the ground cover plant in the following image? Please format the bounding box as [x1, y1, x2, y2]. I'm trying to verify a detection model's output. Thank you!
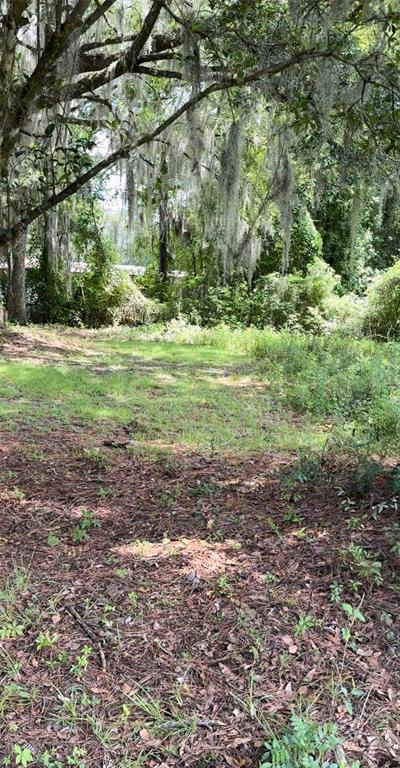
[0, 325, 399, 767]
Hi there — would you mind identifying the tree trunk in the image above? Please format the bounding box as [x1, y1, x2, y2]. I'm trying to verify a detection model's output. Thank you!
[7, 230, 27, 323]
[158, 145, 169, 280]
[158, 197, 169, 280]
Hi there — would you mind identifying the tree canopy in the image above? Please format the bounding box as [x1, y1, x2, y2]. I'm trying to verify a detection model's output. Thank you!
[0, 0, 399, 321]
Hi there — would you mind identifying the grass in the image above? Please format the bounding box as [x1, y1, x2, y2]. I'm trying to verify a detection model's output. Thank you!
[0, 326, 321, 454]
[1, 322, 399, 458]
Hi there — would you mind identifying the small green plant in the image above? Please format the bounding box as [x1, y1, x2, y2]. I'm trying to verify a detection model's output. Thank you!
[339, 685, 364, 715]
[384, 523, 400, 557]
[120, 702, 131, 724]
[346, 516, 360, 531]
[260, 713, 353, 768]
[41, 750, 63, 768]
[35, 631, 59, 652]
[70, 645, 92, 679]
[341, 602, 366, 645]
[83, 448, 108, 468]
[283, 508, 303, 524]
[9, 487, 26, 501]
[188, 480, 219, 498]
[72, 526, 87, 544]
[66, 748, 86, 768]
[330, 581, 343, 604]
[263, 571, 278, 584]
[341, 543, 383, 586]
[0, 620, 25, 640]
[13, 746, 33, 768]
[46, 533, 60, 547]
[266, 517, 281, 537]
[116, 567, 129, 578]
[294, 613, 315, 636]
[72, 509, 101, 544]
[217, 574, 231, 593]
[128, 591, 138, 607]
[97, 486, 113, 498]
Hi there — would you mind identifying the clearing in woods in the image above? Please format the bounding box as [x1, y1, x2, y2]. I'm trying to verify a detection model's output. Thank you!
[0, 326, 399, 767]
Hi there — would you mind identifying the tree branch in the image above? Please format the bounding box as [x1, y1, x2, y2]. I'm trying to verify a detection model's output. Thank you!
[0, 0, 93, 175]
[0, 48, 344, 246]
[81, 0, 119, 33]
[55, 0, 164, 101]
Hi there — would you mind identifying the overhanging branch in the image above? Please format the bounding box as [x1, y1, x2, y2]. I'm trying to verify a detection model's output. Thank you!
[0, 48, 342, 247]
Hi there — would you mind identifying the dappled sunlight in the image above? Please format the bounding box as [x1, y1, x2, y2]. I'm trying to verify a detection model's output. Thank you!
[197, 374, 268, 389]
[115, 536, 247, 578]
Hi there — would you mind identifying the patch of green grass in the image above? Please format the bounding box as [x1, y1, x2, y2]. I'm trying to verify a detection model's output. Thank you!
[0, 330, 320, 454]
[1, 324, 399, 457]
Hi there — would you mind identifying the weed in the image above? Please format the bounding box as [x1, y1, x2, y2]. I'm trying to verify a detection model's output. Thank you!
[266, 518, 281, 537]
[339, 685, 364, 715]
[188, 481, 219, 498]
[283, 508, 303, 524]
[330, 581, 343, 604]
[0, 621, 25, 640]
[116, 567, 129, 578]
[66, 748, 87, 768]
[83, 448, 108, 468]
[263, 571, 278, 584]
[384, 523, 400, 557]
[341, 543, 383, 586]
[97, 486, 113, 498]
[13, 746, 33, 768]
[294, 614, 315, 636]
[341, 601, 366, 645]
[260, 713, 355, 768]
[72, 509, 101, 544]
[70, 645, 92, 679]
[346, 516, 360, 531]
[41, 751, 63, 768]
[35, 631, 59, 652]
[128, 591, 138, 607]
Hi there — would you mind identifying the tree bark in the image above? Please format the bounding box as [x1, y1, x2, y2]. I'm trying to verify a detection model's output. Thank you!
[7, 230, 27, 324]
[158, 199, 169, 280]
[158, 146, 169, 280]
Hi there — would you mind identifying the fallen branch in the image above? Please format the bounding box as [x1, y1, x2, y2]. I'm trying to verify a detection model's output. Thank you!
[66, 604, 107, 673]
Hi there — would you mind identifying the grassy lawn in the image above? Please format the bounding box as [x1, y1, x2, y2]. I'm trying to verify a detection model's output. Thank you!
[0, 326, 323, 454]
[0, 325, 399, 768]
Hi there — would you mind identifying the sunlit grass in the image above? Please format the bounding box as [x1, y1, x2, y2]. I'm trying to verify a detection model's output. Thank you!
[3, 322, 397, 456]
[0, 327, 323, 454]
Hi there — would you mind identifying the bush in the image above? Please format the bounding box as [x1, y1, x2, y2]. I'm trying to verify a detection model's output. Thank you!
[250, 329, 400, 456]
[246, 258, 340, 331]
[363, 261, 400, 339]
[289, 206, 323, 273]
[79, 268, 162, 328]
[139, 258, 342, 332]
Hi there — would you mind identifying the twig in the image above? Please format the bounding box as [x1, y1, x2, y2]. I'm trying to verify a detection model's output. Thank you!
[66, 604, 107, 672]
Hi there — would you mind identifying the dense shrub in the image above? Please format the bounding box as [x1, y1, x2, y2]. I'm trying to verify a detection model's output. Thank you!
[246, 258, 340, 331]
[79, 268, 162, 328]
[140, 257, 342, 332]
[363, 261, 400, 339]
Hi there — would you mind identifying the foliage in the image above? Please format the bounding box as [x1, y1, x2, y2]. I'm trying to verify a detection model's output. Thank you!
[363, 262, 400, 340]
[259, 713, 351, 768]
[79, 268, 162, 329]
[141, 258, 342, 332]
